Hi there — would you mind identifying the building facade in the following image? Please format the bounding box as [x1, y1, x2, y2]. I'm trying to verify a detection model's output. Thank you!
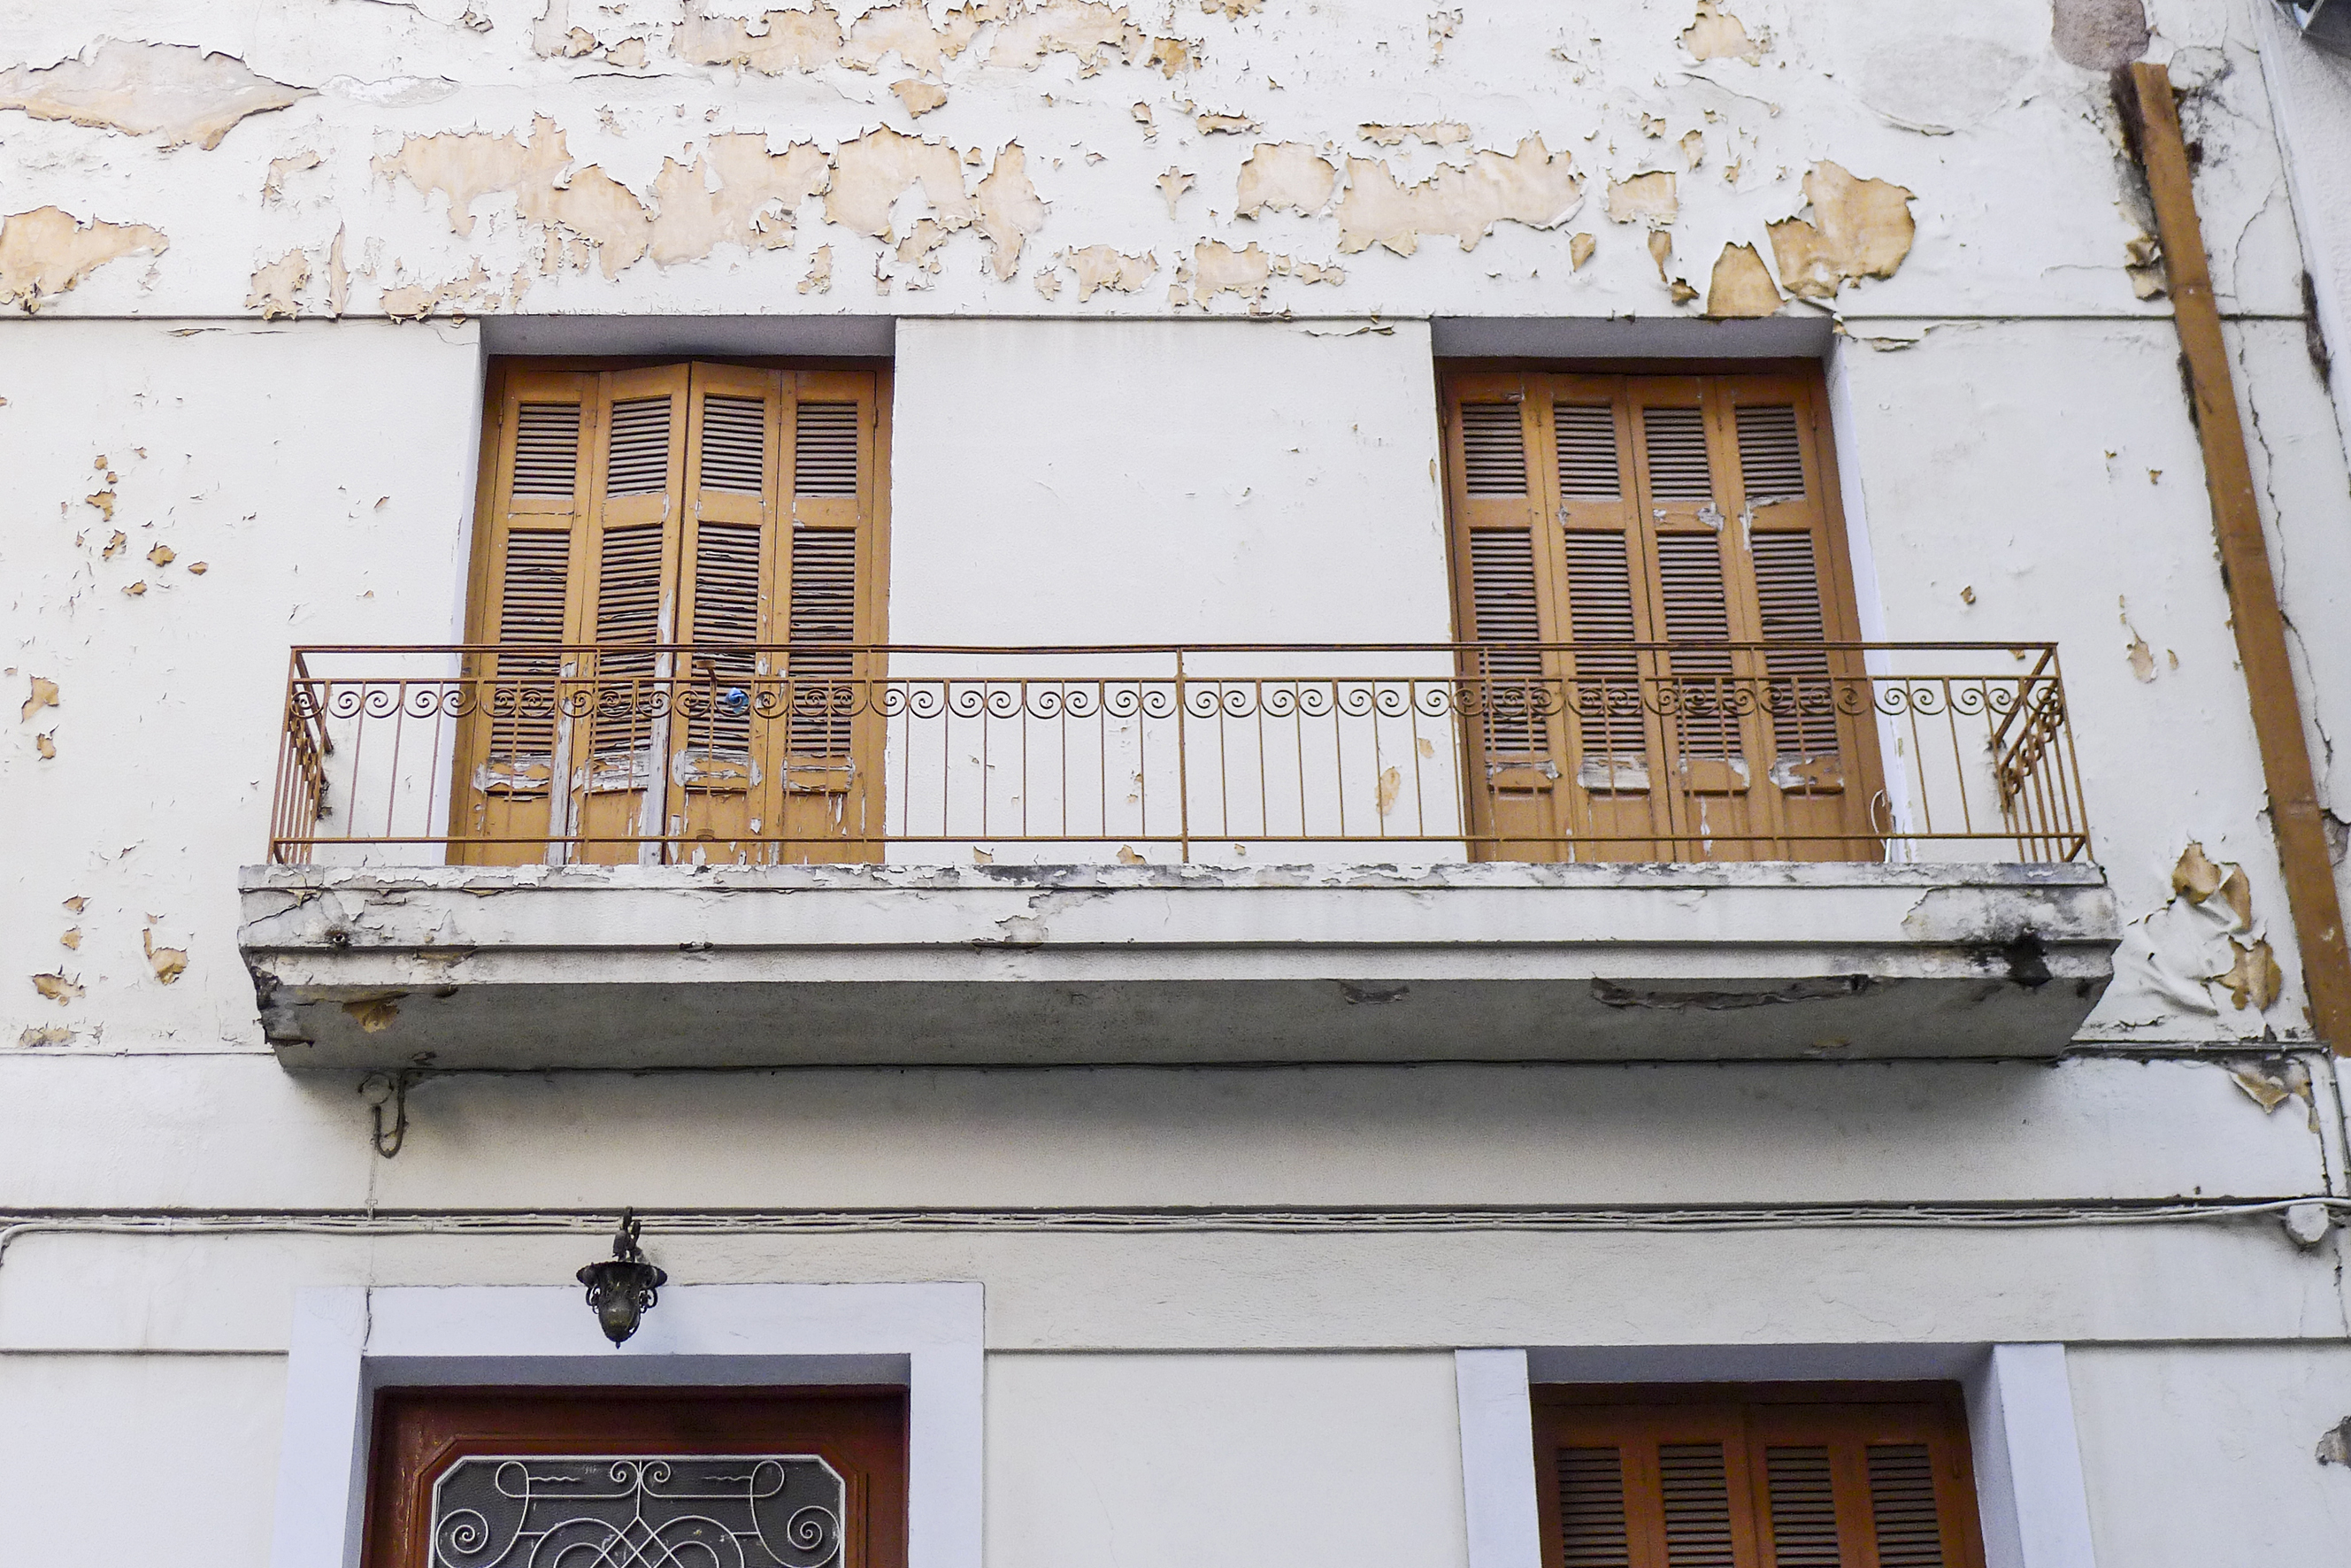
[6, 0, 2351, 1563]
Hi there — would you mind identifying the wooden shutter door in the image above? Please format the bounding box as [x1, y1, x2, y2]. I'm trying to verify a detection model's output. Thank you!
[672, 363, 785, 859]
[1748, 1401, 1986, 1568]
[1622, 377, 1771, 860]
[1537, 376, 1672, 859]
[456, 367, 595, 865]
[1716, 376, 1883, 860]
[1538, 1401, 1766, 1568]
[780, 367, 886, 862]
[1445, 373, 1572, 858]
[1536, 1390, 1986, 1568]
[572, 365, 691, 863]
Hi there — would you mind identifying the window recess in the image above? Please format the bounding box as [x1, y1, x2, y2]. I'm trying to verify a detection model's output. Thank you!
[1443, 369, 1884, 863]
[456, 361, 888, 865]
[1534, 1385, 1986, 1568]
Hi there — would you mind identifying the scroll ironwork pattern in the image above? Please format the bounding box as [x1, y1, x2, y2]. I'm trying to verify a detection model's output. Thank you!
[430, 1454, 845, 1568]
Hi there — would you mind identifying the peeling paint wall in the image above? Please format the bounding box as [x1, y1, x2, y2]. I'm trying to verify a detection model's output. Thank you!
[9, 4, 2351, 1566]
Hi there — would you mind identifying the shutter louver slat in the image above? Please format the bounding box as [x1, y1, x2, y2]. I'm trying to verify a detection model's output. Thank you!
[1750, 532, 1840, 759]
[1562, 531, 1645, 775]
[795, 403, 861, 497]
[1734, 404, 1807, 504]
[489, 530, 571, 761]
[1656, 534, 1739, 761]
[511, 404, 581, 499]
[1642, 407, 1714, 502]
[591, 522, 666, 756]
[688, 520, 763, 753]
[1763, 1447, 1842, 1568]
[1556, 1447, 1633, 1568]
[1461, 403, 1530, 496]
[1867, 1445, 1948, 1568]
[1467, 527, 1548, 755]
[698, 394, 768, 495]
[1554, 404, 1623, 498]
[788, 528, 858, 756]
[605, 396, 673, 496]
[1657, 1443, 1738, 1568]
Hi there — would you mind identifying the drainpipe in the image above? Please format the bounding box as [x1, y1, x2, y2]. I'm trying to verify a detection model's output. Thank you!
[2119, 61, 2351, 1052]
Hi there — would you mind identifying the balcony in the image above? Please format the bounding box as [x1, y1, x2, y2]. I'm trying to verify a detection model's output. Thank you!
[238, 642, 2120, 1068]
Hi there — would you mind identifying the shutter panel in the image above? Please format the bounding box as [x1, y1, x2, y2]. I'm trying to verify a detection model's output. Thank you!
[1556, 1448, 1633, 1568]
[698, 394, 767, 494]
[1733, 404, 1806, 504]
[605, 396, 674, 496]
[688, 520, 763, 753]
[795, 402, 862, 496]
[1561, 530, 1645, 779]
[1656, 1443, 1737, 1568]
[1749, 532, 1840, 760]
[488, 529, 572, 763]
[1642, 407, 1714, 501]
[1462, 402, 1530, 496]
[787, 527, 858, 756]
[1655, 533, 1740, 763]
[589, 521, 666, 757]
[1866, 1446, 1948, 1568]
[1762, 1447, 1842, 1568]
[1555, 403, 1623, 498]
[511, 402, 582, 498]
[1468, 527, 1548, 755]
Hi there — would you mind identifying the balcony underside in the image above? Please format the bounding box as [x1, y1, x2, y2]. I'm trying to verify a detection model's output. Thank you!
[240, 861, 2118, 1069]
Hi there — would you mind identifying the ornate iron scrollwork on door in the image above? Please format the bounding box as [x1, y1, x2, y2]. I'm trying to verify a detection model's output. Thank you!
[431, 1454, 845, 1568]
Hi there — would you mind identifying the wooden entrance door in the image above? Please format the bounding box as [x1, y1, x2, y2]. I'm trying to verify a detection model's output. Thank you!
[363, 1387, 908, 1568]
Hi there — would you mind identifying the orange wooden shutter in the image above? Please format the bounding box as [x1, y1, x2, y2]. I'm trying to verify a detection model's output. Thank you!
[455, 367, 594, 864]
[1533, 1389, 1986, 1568]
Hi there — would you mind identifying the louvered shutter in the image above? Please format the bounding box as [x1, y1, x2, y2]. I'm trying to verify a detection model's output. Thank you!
[680, 365, 781, 765]
[454, 370, 598, 863]
[1451, 394, 1555, 757]
[786, 387, 868, 760]
[1551, 397, 1649, 792]
[1535, 1392, 1985, 1568]
[1728, 394, 1848, 795]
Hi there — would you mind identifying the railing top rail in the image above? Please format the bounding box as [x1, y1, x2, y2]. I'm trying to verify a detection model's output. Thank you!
[280, 640, 2066, 658]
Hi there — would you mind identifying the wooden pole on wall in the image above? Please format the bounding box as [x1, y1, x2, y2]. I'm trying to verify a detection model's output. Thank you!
[2122, 61, 2351, 1052]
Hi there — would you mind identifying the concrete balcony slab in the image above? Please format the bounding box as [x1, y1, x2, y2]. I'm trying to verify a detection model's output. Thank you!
[238, 861, 2118, 1070]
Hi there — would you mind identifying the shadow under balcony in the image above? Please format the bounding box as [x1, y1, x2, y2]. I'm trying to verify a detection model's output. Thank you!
[239, 642, 2120, 1069]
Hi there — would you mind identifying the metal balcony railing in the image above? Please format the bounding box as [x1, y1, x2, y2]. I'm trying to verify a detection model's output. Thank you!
[267, 642, 2091, 866]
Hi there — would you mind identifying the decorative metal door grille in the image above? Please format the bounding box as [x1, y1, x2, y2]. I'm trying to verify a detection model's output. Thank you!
[430, 1454, 845, 1568]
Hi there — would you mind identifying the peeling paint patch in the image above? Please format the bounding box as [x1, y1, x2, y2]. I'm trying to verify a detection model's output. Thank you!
[973, 143, 1047, 280]
[892, 78, 949, 116]
[1681, 0, 1763, 64]
[0, 38, 311, 150]
[1606, 170, 1679, 227]
[1063, 244, 1156, 297]
[380, 261, 491, 321]
[31, 972, 82, 1004]
[1359, 122, 1471, 148]
[1333, 136, 1580, 256]
[1188, 238, 1273, 303]
[1235, 142, 1338, 219]
[828, 126, 979, 240]
[1156, 167, 1195, 218]
[0, 207, 168, 313]
[375, 116, 651, 278]
[1571, 232, 1595, 269]
[18, 1026, 73, 1048]
[20, 675, 58, 723]
[1195, 110, 1260, 135]
[1705, 241, 1780, 317]
[343, 995, 403, 1032]
[142, 926, 188, 985]
[990, 1, 1151, 73]
[647, 134, 831, 265]
[798, 243, 834, 294]
[1767, 161, 1915, 299]
[246, 250, 310, 319]
[263, 150, 322, 204]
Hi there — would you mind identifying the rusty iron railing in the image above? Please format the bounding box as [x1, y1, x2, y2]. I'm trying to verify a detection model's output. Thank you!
[266, 642, 2091, 866]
